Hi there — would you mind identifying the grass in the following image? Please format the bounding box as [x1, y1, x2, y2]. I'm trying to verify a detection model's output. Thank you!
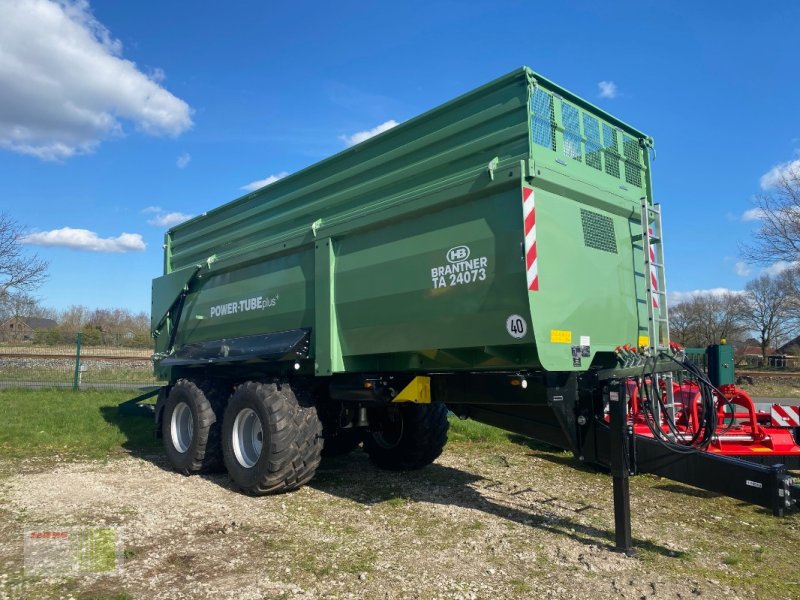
[447, 416, 517, 445]
[0, 388, 159, 460]
[737, 379, 800, 399]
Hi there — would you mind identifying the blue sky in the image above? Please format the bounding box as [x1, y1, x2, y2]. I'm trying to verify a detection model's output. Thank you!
[1, 0, 798, 314]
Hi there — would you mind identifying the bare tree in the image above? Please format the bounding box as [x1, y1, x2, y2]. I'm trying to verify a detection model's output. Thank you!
[741, 162, 800, 264]
[669, 301, 696, 346]
[0, 293, 54, 321]
[0, 213, 48, 309]
[58, 305, 90, 331]
[738, 273, 794, 361]
[669, 292, 747, 347]
[780, 266, 800, 327]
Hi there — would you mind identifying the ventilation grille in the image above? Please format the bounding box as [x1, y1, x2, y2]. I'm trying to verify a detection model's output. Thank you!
[581, 209, 618, 253]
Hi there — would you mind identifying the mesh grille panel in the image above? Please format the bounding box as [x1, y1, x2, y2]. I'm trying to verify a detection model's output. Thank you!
[581, 208, 618, 253]
[623, 135, 642, 187]
[528, 82, 647, 190]
[531, 88, 556, 150]
[583, 113, 602, 171]
[602, 124, 620, 179]
[562, 103, 582, 161]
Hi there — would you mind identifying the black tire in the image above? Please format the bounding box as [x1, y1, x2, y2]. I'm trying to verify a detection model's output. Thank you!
[363, 402, 449, 470]
[161, 379, 223, 474]
[322, 428, 362, 457]
[222, 381, 322, 495]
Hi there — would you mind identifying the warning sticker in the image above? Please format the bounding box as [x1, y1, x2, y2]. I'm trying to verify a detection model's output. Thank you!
[579, 335, 591, 357]
[550, 330, 572, 344]
[571, 346, 582, 367]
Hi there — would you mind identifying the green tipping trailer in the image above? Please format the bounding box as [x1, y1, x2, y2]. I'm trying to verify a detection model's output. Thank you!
[153, 67, 655, 379]
[149, 67, 796, 549]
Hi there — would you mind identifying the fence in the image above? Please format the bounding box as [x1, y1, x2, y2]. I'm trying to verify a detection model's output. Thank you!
[737, 355, 800, 371]
[0, 333, 161, 390]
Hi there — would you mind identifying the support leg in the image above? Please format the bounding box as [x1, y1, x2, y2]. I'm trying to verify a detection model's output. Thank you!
[612, 475, 632, 552]
[608, 381, 634, 554]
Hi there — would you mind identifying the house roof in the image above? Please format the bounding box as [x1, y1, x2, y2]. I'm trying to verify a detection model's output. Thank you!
[778, 335, 800, 354]
[0, 317, 57, 330]
[741, 345, 779, 356]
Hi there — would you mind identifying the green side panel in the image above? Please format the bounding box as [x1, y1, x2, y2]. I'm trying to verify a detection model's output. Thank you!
[331, 176, 535, 372]
[526, 184, 641, 371]
[173, 249, 315, 349]
[150, 265, 200, 333]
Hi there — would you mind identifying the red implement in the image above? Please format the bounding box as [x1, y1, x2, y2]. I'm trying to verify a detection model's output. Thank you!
[624, 380, 800, 463]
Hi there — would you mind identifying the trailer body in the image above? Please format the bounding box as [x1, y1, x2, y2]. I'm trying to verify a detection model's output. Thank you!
[152, 67, 655, 381]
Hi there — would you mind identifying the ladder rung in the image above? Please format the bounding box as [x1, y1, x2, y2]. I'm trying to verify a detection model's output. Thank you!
[650, 261, 663, 268]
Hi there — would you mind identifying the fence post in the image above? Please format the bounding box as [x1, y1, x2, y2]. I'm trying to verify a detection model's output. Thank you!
[72, 332, 83, 391]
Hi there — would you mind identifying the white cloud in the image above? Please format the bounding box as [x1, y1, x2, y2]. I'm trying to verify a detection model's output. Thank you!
[760, 159, 800, 189]
[142, 206, 193, 227]
[340, 120, 399, 147]
[148, 212, 193, 227]
[669, 288, 742, 304]
[241, 171, 289, 192]
[176, 152, 191, 168]
[597, 80, 619, 99]
[0, 0, 193, 160]
[761, 260, 796, 276]
[149, 67, 166, 83]
[734, 261, 752, 276]
[741, 207, 766, 221]
[21, 227, 145, 252]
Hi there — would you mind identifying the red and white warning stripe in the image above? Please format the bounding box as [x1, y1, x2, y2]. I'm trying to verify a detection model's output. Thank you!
[648, 227, 659, 309]
[522, 187, 538, 291]
[771, 404, 800, 427]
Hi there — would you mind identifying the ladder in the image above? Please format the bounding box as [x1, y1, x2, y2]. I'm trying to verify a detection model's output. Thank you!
[638, 198, 675, 424]
[640, 198, 670, 353]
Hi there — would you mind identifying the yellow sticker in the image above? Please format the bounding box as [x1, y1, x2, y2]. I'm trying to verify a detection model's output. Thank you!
[749, 447, 772, 453]
[550, 329, 572, 344]
[638, 336, 650, 347]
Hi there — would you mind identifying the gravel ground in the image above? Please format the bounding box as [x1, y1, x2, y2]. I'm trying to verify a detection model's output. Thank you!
[0, 442, 797, 600]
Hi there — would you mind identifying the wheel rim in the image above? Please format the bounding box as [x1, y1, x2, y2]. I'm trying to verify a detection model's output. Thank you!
[232, 408, 263, 468]
[372, 414, 404, 450]
[170, 402, 193, 453]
